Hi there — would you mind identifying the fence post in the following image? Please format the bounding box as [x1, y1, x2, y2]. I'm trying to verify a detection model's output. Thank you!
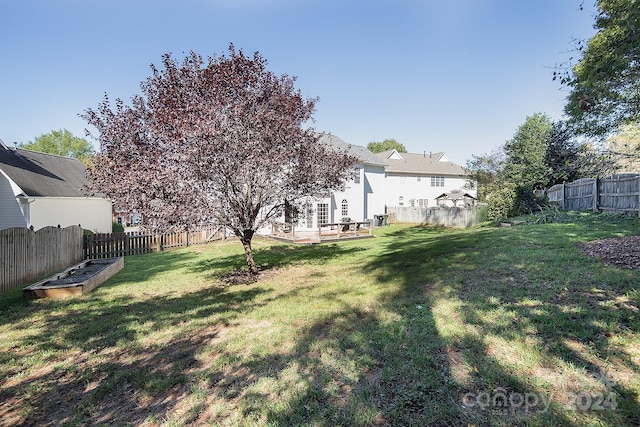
[593, 177, 599, 212]
[561, 182, 566, 210]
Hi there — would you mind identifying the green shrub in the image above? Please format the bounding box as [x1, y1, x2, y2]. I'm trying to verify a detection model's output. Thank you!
[486, 184, 516, 221]
[486, 184, 548, 222]
[112, 222, 125, 233]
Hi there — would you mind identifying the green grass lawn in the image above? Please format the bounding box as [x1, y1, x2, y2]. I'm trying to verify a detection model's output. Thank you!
[1, 212, 639, 426]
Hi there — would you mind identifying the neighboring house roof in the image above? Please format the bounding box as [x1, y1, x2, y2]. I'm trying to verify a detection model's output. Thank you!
[317, 133, 388, 167]
[435, 190, 477, 201]
[375, 149, 468, 176]
[0, 144, 89, 197]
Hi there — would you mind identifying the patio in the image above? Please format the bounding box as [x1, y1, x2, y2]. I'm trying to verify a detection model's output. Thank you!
[266, 221, 376, 244]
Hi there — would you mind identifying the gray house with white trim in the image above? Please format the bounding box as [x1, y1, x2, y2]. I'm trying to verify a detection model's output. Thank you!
[0, 142, 111, 232]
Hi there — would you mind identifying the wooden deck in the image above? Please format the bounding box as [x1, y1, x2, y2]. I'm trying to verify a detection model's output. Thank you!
[268, 221, 375, 244]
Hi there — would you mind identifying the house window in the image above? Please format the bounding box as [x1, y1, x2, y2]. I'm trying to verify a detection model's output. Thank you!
[410, 199, 415, 207]
[398, 196, 404, 206]
[341, 199, 348, 217]
[418, 199, 428, 207]
[417, 176, 421, 182]
[317, 203, 329, 225]
[431, 176, 445, 187]
[354, 168, 361, 184]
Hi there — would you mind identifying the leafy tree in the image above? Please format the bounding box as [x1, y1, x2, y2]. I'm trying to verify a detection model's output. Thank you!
[576, 141, 619, 177]
[367, 138, 407, 153]
[19, 129, 93, 163]
[604, 123, 640, 172]
[502, 113, 553, 190]
[544, 121, 584, 185]
[545, 121, 618, 184]
[558, 0, 640, 136]
[83, 46, 356, 274]
[465, 148, 505, 202]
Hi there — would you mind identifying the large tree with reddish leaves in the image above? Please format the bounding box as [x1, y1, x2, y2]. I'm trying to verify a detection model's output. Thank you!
[83, 46, 356, 274]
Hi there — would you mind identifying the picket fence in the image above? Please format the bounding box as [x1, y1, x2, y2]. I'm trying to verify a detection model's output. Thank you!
[83, 227, 227, 259]
[547, 174, 640, 214]
[1, 225, 228, 293]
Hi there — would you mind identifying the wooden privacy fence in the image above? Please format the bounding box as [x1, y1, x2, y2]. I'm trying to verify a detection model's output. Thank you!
[0, 225, 227, 293]
[0, 225, 83, 293]
[83, 226, 227, 259]
[386, 205, 484, 228]
[547, 174, 640, 214]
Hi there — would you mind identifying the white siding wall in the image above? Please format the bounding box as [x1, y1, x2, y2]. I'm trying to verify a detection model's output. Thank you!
[331, 163, 364, 223]
[383, 173, 472, 208]
[28, 197, 112, 233]
[301, 163, 386, 230]
[281, 163, 387, 231]
[0, 173, 27, 230]
[363, 165, 386, 220]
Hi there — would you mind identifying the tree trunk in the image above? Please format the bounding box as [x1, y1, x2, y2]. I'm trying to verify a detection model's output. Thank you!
[240, 231, 258, 275]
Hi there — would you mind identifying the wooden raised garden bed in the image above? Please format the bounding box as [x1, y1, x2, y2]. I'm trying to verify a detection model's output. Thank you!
[23, 258, 124, 300]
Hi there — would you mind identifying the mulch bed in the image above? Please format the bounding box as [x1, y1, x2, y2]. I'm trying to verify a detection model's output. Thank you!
[578, 235, 640, 271]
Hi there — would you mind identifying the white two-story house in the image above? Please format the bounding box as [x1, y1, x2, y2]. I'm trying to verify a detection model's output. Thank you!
[290, 134, 388, 230]
[376, 149, 474, 209]
[269, 136, 475, 236]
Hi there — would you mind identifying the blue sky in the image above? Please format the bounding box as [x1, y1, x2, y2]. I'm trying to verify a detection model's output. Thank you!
[1, 0, 596, 165]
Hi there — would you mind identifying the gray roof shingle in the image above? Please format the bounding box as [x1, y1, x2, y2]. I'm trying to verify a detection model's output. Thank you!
[317, 133, 388, 167]
[0, 146, 89, 197]
[375, 150, 467, 176]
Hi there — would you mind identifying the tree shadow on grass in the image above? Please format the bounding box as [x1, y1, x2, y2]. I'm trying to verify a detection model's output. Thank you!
[0, 250, 200, 329]
[0, 282, 270, 426]
[363, 224, 640, 425]
[3, 222, 639, 425]
[193, 304, 466, 426]
[189, 241, 369, 279]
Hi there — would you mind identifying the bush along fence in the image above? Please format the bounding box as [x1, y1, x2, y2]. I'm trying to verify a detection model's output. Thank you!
[547, 174, 640, 214]
[83, 226, 228, 259]
[0, 225, 228, 293]
[0, 225, 84, 294]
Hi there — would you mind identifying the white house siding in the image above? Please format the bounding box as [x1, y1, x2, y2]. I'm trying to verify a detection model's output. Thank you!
[363, 165, 386, 220]
[383, 173, 472, 209]
[261, 138, 476, 234]
[292, 163, 387, 231]
[332, 162, 365, 222]
[0, 173, 27, 230]
[27, 197, 112, 233]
